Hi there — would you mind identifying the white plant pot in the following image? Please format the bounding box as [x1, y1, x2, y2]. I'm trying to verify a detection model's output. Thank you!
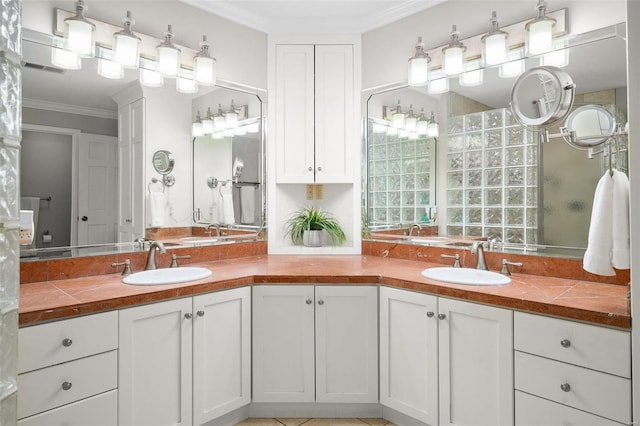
[303, 230, 323, 247]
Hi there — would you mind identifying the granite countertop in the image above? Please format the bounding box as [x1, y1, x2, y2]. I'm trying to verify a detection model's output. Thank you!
[19, 255, 630, 328]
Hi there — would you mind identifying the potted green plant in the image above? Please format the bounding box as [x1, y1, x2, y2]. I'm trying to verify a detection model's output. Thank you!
[285, 206, 346, 247]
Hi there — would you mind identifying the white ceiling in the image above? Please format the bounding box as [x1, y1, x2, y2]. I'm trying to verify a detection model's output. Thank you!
[177, 0, 447, 34]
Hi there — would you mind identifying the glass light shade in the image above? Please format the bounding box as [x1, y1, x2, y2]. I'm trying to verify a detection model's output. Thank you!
[499, 58, 525, 78]
[202, 118, 214, 134]
[428, 77, 449, 94]
[443, 47, 464, 76]
[246, 122, 260, 133]
[211, 131, 224, 140]
[427, 122, 439, 138]
[194, 55, 216, 86]
[405, 115, 417, 132]
[408, 132, 418, 140]
[416, 118, 428, 136]
[176, 76, 198, 94]
[527, 19, 555, 55]
[114, 33, 140, 68]
[408, 57, 429, 86]
[214, 115, 226, 130]
[392, 112, 405, 129]
[157, 46, 180, 77]
[541, 48, 569, 67]
[225, 110, 238, 128]
[192, 122, 204, 137]
[233, 126, 247, 136]
[97, 59, 124, 79]
[483, 33, 508, 65]
[51, 48, 81, 70]
[139, 68, 164, 87]
[65, 19, 95, 57]
[460, 69, 483, 86]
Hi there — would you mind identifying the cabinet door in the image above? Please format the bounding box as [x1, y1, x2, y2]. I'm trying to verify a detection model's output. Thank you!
[117, 104, 132, 243]
[275, 45, 315, 183]
[314, 45, 354, 183]
[252, 285, 315, 402]
[379, 287, 438, 425]
[438, 298, 513, 426]
[119, 298, 193, 426]
[315, 285, 378, 403]
[193, 287, 251, 425]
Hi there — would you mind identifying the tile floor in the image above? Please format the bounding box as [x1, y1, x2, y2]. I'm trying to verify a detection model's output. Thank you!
[235, 418, 395, 426]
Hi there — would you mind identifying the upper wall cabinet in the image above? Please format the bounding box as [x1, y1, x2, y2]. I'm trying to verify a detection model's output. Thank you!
[275, 44, 354, 183]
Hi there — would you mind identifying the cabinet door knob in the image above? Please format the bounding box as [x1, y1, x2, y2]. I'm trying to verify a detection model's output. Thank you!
[426, 311, 435, 318]
[197, 310, 205, 317]
[318, 300, 324, 306]
[317, 166, 322, 172]
[184, 313, 193, 320]
[560, 339, 571, 348]
[308, 166, 313, 171]
[62, 338, 73, 347]
[306, 299, 313, 305]
[61, 381, 73, 391]
[438, 313, 446, 320]
[560, 383, 571, 392]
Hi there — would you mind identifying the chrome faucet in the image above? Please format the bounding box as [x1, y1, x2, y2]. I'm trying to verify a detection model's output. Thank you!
[206, 224, 220, 237]
[408, 223, 422, 237]
[471, 241, 488, 270]
[144, 240, 166, 270]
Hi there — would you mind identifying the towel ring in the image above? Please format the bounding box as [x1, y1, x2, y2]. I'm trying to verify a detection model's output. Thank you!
[148, 177, 165, 193]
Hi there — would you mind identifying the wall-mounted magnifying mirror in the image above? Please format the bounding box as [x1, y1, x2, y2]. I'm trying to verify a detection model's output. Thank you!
[152, 150, 175, 175]
[562, 104, 616, 149]
[510, 66, 576, 129]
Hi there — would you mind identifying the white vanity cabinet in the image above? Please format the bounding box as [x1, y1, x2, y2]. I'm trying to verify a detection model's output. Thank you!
[252, 285, 378, 403]
[17, 311, 118, 426]
[118, 287, 251, 426]
[274, 43, 354, 184]
[379, 287, 514, 426]
[514, 311, 632, 425]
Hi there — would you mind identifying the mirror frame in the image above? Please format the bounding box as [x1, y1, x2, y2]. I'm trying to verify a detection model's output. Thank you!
[563, 104, 617, 148]
[152, 150, 175, 175]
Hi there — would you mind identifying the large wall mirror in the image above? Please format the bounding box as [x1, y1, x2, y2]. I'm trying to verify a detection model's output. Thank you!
[20, 28, 266, 260]
[364, 23, 627, 258]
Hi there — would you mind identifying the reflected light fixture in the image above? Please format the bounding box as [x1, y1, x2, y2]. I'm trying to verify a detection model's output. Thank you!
[64, 0, 95, 57]
[192, 111, 204, 137]
[499, 50, 525, 78]
[246, 122, 260, 133]
[481, 11, 508, 66]
[525, 0, 556, 55]
[541, 46, 569, 67]
[193, 35, 216, 86]
[386, 126, 398, 136]
[211, 131, 224, 140]
[234, 126, 247, 136]
[97, 57, 124, 79]
[225, 101, 239, 128]
[460, 60, 483, 86]
[156, 24, 181, 77]
[202, 107, 214, 134]
[139, 68, 164, 87]
[176, 74, 198, 94]
[113, 11, 141, 68]
[442, 25, 466, 76]
[426, 112, 439, 138]
[392, 100, 406, 129]
[213, 104, 226, 130]
[416, 109, 428, 136]
[408, 37, 431, 86]
[405, 106, 417, 132]
[51, 47, 81, 70]
[428, 77, 449, 94]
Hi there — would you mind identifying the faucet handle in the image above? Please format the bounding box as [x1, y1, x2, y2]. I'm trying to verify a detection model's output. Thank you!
[500, 259, 523, 275]
[170, 254, 192, 268]
[441, 253, 461, 268]
[111, 259, 132, 276]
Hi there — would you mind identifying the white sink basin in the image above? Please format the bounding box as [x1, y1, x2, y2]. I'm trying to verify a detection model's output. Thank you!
[421, 267, 511, 286]
[123, 267, 213, 285]
[410, 237, 450, 244]
[180, 236, 221, 244]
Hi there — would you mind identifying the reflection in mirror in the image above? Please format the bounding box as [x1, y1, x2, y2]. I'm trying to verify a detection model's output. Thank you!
[563, 105, 616, 148]
[364, 23, 628, 258]
[152, 150, 175, 175]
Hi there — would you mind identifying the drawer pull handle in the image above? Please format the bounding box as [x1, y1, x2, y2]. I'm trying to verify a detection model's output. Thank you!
[306, 299, 313, 305]
[560, 339, 571, 348]
[61, 382, 72, 391]
[62, 338, 73, 347]
[426, 311, 435, 318]
[438, 313, 446, 320]
[560, 383, 571, 392]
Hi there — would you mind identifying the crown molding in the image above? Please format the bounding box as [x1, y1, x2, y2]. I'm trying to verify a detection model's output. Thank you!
[23, 98, 117, 120]
[359, 0, 448, 33]
[179, 0, 272, 33]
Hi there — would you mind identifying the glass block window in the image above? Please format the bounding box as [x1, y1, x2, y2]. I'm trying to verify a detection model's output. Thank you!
[446, 108, 539, 244]
[368, 120, 437, 225]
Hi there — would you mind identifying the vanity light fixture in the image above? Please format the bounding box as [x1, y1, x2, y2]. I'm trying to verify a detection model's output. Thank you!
[156, 25, 181, 77]
[193, 35, 216, 86]
[113, 11, 141, 68]
[392, 101, 406, 129]
[51, 47, 81, 70]
[211, 131, 224, 140]
[525, 0, 556, 55]
[428, 77, 449, 94]
[176, 74, 198, 94]
[64, 0, 95, 57]
[442, 25, 466, 76]
[499, 50, 526, 78]
[426, 112, 439, 138]
[192, 111, 204, 137]
[408, 37, 431, 87]
[481, 11, 508, 66]
[405, 106, 417, 132]
[416, 109, 429, 136]
[201, 107, 214, 134]
[225, 101, 239, 128]
[97, 57, 124, 79]
[213, 104, 226, 130]
[541, 45, 569, 67]
[139, 68, 164, 87]
[459, 60, 483, 86]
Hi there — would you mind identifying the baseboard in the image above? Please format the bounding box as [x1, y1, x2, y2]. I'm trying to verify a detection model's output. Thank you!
[249, 403, 383, 419]
[382, 406, 430, 426]
[201, 405, 251, 426]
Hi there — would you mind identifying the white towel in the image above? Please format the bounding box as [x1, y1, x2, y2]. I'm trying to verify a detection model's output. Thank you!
[220, 184, 235, 225]
[240, 185, 256, 224]
[611, 169, 630, 269]
[210, 188, 222, 224]
[583, 171, 615, 276]
[147, 192, 165, 227]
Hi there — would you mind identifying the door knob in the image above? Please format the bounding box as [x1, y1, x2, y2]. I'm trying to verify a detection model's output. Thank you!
[318, 300, 324, 305]
[81, 216, 88, 222]
[184, 313, 193, 319]
[317, 166, 322, 172]
[560, 339, 571, 348]
[438, 313, 446, 320]
[308, 166, 313, 171]
[197, 310, 205, 317]
[61, 382, 73, 391]
[306, 299, 313, 305]
[426, 311, 435, 318]
[62, 338, 73, 347]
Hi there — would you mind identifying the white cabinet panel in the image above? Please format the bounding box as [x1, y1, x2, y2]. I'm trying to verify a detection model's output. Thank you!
[18, 390, 117, 426]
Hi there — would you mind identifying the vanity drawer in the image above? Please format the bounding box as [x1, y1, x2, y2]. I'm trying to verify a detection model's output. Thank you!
[514, 311, 630, 377]
[18, 390, 117, 426]
[515, 391, 625, 426]
[515, 351, 631, 424]
[19, 310, 118, 373]
[18, 350, 118, 419]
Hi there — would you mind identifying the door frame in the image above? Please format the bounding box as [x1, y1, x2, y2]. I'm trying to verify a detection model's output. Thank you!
[22, 123, 81, 246]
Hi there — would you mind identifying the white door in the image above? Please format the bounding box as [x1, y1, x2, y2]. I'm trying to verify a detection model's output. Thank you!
[315, 285, 378, 403]
[193, 287, 251, 425]
[314, 44, 354, 183]
[119, 297, 193, 426]
[117, 104, 132, 242]
[438, 298, 514, 426]
[77, 133, 118, 245]
[252, 285, 315, 402]
[380, 287, 439, 425]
